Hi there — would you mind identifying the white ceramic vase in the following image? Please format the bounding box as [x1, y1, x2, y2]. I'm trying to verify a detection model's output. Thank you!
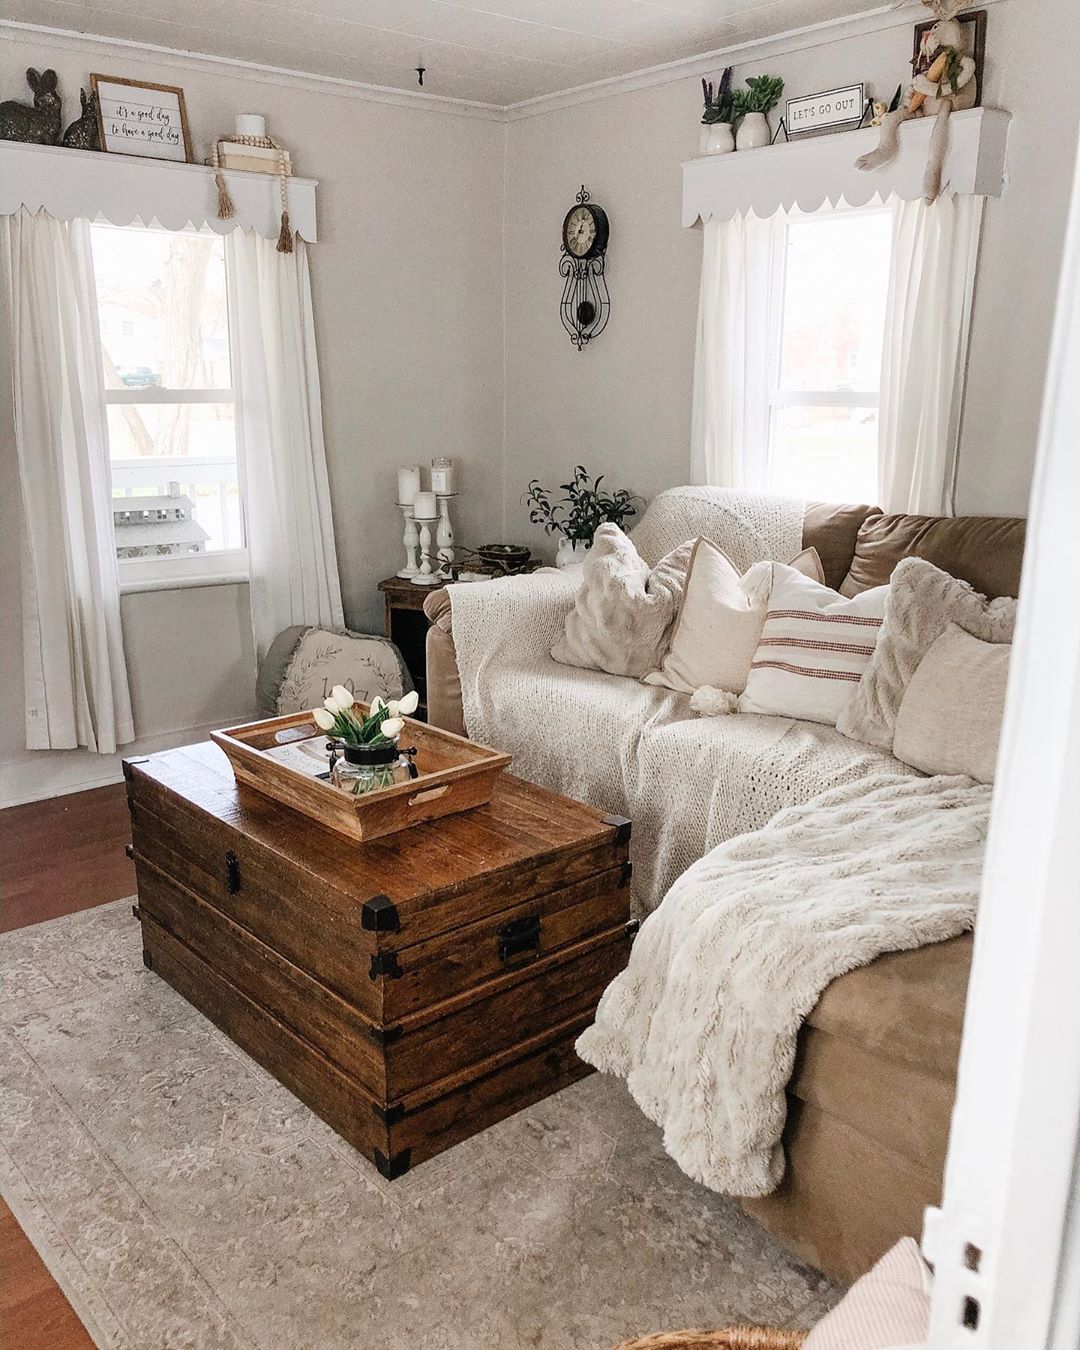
[736, 111, 771, 150]
[701, 122, 735, 156]
[555, 537, 591, 568]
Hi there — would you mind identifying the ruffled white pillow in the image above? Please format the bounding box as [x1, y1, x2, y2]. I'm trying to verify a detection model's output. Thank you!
[550, 524, 694, 678]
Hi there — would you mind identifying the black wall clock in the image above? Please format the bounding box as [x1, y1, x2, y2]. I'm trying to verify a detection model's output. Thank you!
[559, 185, 610, 350]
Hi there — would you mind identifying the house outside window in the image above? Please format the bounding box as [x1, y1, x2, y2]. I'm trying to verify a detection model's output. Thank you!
[766, 205, 892, 504]
[90, 223, 246, 585]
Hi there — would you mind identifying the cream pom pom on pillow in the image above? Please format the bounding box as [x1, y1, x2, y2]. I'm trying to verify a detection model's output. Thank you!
[550, 524, 694, 679]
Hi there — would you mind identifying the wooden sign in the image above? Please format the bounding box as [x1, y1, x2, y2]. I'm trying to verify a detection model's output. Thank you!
[90, 75, 192, 162]
[785, 83, 866, 137]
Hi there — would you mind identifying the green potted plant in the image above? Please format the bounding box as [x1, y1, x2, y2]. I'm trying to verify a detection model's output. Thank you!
[733, 74, 784, 150]
[522, 466, 643, 567]
[700, 68, 735, 156]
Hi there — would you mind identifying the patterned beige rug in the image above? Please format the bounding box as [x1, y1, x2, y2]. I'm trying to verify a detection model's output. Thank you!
[1, 901, 839, 1350]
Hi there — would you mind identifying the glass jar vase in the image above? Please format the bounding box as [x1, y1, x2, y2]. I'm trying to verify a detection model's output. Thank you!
[330, 742, 417, 796]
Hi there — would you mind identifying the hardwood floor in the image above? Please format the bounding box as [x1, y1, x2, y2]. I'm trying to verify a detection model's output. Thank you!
[1, 782, 135, 1349]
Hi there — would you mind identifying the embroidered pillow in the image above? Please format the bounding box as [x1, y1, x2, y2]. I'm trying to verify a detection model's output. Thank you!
[892, 623, 1011, 783]
[644, 539, 825, 695]
[803, 1237, 931, 1350]
[739, 566, 887, 725]
[551, 524, 694, 678]
[836, 557, 1017, 751]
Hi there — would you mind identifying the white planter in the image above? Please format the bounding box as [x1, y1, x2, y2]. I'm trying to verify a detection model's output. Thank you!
[702, 123, 735, 156]
[555, 537, 591, 568]
[736, 111, 772, 150]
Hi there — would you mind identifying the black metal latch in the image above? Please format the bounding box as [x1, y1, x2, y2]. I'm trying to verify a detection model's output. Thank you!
[497, 914, 541, 966]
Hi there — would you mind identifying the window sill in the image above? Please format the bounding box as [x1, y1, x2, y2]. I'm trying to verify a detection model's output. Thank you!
[119, 571, 250, 596]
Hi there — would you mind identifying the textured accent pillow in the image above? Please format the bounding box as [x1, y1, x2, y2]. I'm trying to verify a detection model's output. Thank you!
[803, 1237, 930, 1350]
[551, 524, 694, 678]
[644, 540, 825, 695]
[739, 567, 886, 725]
[893, 624, 1011, 783]
[837, 556, 1017, 751]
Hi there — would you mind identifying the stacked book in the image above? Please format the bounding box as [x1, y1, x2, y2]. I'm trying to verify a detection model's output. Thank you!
[216, 141, 292, 175]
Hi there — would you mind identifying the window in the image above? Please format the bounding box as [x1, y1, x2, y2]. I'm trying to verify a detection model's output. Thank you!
[90, 223, 245, 584]
[766, 206, 892, 503]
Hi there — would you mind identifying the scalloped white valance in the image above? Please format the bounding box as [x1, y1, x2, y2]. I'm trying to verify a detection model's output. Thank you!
[682, 107, 1010, 226]
[0, 140, 318, 241]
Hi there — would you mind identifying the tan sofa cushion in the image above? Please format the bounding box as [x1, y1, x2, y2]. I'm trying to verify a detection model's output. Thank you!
[803, 501, 883, 592]
[840, 512, 1026, 600]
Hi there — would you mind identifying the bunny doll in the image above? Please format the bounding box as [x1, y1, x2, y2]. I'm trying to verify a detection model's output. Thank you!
[0, 68, 63, 145]
[855, 0, 978, 204]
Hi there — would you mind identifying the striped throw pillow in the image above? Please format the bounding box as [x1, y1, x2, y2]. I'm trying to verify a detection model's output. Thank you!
[739, 564, 887, 725]
[803, 1237, 931, 1349]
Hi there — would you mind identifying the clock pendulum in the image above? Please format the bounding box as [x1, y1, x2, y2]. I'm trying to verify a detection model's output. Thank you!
[559, 184, 610, 350]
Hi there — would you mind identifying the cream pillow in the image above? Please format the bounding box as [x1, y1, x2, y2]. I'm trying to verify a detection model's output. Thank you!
[739, 567, 887, 725]
[551, 524, 694, 678]
[803, 1237, 930, 1349]
[644, 539, 824, 695]
[892, 623, 1010, 783]
[837, 557, 1017, 751]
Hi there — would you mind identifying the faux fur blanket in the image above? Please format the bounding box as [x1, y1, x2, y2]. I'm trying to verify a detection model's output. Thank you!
[576, 774, 991, 1197]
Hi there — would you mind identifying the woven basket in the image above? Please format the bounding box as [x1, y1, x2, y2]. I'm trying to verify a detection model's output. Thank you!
[612, 1327, 806, 1350]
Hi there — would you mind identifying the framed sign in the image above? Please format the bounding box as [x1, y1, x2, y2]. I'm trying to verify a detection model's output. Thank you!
[785, 83, 866, 137]
[90, 75, 192, 162]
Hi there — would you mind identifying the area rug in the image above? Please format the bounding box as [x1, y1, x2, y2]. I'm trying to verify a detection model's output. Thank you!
[1, 901, 840, 1349]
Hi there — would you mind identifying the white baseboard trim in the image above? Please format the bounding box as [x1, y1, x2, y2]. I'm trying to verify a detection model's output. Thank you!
[0, 712, 258, 809]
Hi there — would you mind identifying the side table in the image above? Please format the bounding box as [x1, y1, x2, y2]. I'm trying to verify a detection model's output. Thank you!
[378, 576, 437, 717]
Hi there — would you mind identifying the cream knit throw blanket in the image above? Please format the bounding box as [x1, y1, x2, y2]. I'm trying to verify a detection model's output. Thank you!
[576, 773, 991, 1197]
[447, 490, 902, 911]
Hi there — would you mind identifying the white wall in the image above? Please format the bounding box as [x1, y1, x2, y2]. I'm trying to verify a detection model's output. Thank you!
[0, 29, 504, 803]
[502, 0, 1079, 553]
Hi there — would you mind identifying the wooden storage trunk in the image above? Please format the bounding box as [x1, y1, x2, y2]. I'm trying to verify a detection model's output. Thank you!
[125, 741, 635, 1178]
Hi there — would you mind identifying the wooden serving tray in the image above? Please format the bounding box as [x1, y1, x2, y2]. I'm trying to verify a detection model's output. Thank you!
[211, 708, 511, 843]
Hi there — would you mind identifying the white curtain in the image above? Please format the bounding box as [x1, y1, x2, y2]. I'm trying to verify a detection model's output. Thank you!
[225, 229, 343, 661]
[878, 193, 984, 515]
[690, 211, 775, 491]
[0, 208, 134, 754]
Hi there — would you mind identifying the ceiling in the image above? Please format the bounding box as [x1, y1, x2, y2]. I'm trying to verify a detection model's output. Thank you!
[7, 0, 878, 107]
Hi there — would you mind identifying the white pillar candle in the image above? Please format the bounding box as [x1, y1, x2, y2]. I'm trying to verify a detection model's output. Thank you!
[397, 466, 421, 505]
[413, 490, 437, 520]
[431, 457, 455, 495]
[235, 113, 267, 138]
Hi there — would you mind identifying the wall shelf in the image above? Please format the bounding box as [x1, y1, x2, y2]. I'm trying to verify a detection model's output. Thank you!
[682, 106, 1010, 225]
[0, 139, 318, 242]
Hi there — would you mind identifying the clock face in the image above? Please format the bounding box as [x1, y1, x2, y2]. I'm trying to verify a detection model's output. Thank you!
[563, 204, 598, 258]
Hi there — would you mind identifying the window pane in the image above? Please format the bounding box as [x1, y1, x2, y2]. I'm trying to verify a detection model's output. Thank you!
[769, 406, 879, 504]
[91, 225, 231, 390]
[778, 211, 891, 395]
[107, 404, 242, 554]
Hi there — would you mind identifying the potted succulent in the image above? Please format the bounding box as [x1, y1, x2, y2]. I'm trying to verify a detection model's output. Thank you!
[733, 74, 785, 149]
[312, 685, 421, 795]
[700, 69, 736, 156]
[522, 466, 643, 567]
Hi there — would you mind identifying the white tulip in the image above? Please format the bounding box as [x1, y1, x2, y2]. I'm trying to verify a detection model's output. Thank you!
[312, 707, 336, 731]
[386, 699, 400, 718]
[398, 690, 420, 716]
[380, 717, 404, 739]
[323, 696, 341, 714]
[370, 696, 386, 715]
[331, 685, 355, 710]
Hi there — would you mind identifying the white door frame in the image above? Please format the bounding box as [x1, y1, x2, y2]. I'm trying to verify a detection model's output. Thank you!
[924, 132, 1080, 1350]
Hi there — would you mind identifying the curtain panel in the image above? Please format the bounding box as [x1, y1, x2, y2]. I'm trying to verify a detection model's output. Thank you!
[0, 208, 134, 754]
[690, 194, 984, 514]
[226, 229, 343, 662]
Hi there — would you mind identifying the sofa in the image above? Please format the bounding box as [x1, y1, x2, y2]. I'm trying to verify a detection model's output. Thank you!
[421, 493, 1025, 1284]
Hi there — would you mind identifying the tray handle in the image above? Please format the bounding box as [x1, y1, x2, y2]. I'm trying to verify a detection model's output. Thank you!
[408, 784, 450, 807]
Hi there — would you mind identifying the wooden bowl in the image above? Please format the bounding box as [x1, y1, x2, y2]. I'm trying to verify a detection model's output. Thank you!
[611, 1328, 806, 1350]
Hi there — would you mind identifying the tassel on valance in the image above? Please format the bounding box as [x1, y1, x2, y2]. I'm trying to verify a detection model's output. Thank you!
[211, 133, 294, 253]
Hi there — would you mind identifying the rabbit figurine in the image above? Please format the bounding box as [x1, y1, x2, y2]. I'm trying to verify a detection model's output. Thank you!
[855, 0, 978, 204]
[62, 88, 102, 151]
[0, 68, 63, 145]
